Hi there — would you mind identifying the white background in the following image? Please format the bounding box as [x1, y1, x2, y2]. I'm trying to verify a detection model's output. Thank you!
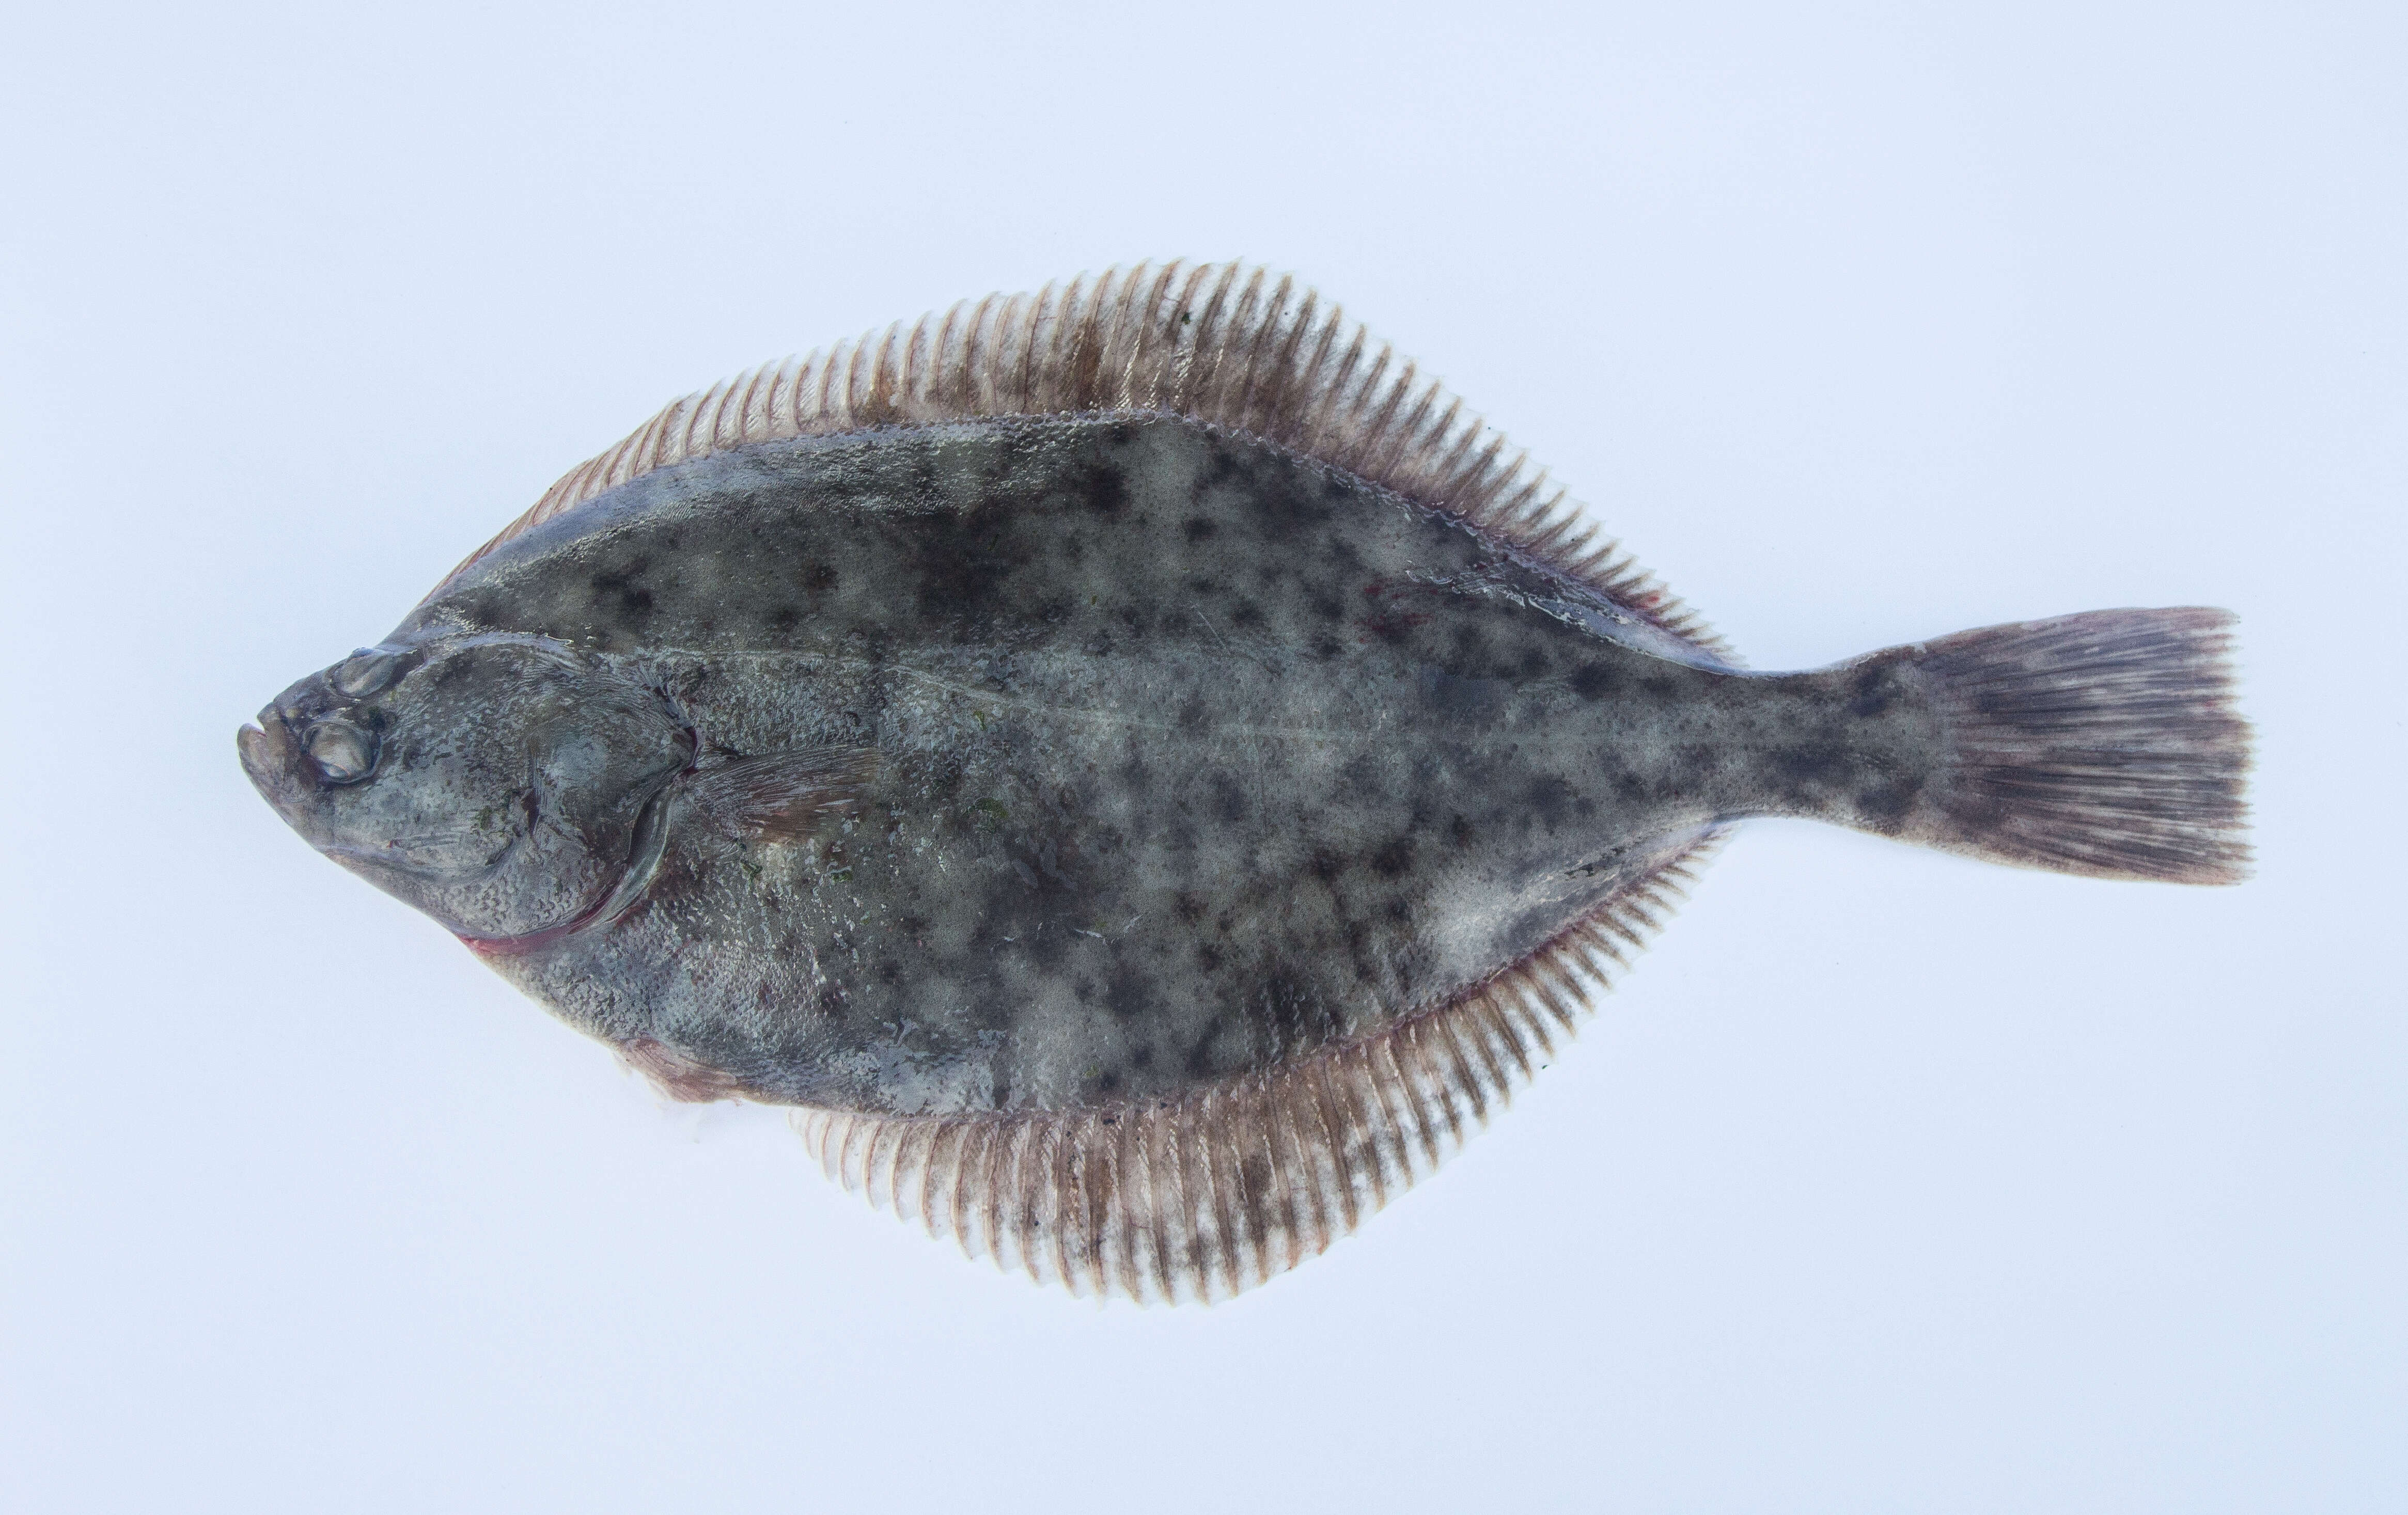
[4, 4, 2401, 1510]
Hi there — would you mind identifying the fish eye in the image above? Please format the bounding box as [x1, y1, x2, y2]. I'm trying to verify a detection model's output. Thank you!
[331, 648, 402, 698]
[306, 719, 377, 783]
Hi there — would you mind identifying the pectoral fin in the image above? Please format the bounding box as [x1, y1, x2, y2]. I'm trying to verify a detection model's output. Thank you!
[687, 744, 881, 844]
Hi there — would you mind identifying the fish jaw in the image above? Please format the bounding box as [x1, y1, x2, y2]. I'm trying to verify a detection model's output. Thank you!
[237, 704, 317, 815]
[235, 715, 285, 800]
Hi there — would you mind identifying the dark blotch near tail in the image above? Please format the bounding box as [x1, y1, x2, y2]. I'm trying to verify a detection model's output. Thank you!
[1902, 608, 2253, 884]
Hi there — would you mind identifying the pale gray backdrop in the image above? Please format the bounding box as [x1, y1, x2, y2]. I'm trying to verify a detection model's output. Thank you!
[4, 3, 2400, 1511]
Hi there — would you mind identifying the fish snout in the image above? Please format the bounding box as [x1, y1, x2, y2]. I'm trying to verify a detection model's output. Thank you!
[237, 707, 304, 802]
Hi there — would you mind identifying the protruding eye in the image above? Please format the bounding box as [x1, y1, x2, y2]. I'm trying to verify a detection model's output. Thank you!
[332, 648, 402, 698]
[306, 720, 376, 783]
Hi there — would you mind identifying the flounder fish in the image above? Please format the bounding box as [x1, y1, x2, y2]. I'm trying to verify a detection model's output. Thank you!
[240, 262, 2251, 1301]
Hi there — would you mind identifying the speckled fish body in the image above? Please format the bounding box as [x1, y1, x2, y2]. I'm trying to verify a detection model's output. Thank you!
[241, 262, 2251, 1300]
[414, 415, 1916, 1112]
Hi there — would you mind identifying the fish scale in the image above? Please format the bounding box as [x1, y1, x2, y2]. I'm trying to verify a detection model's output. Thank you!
[241, 261, 2250, 1301]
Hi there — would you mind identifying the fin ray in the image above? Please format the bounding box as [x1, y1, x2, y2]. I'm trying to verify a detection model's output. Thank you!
[433, 262, 1734, 663]
[791, 824, 1734, 1302]
[1881, 609, 2253, 883]
[685, 745, 879, 844]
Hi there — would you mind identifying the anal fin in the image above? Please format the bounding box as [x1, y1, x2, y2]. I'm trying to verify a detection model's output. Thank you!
[792, 823, 1734, 1303]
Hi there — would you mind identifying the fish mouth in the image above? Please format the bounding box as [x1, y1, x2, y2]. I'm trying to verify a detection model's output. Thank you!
[237, 710, 301, 802]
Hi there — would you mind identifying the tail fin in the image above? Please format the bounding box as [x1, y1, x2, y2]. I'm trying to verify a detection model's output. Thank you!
[1900, 608, 2252, 883]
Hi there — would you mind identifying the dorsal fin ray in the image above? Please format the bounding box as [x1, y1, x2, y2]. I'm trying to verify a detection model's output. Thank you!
[431, 261, 1735, 663]
[790, 824, 1735, 1303]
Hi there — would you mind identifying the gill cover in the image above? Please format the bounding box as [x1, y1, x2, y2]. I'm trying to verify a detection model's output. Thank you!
[238, 634, 691, 940]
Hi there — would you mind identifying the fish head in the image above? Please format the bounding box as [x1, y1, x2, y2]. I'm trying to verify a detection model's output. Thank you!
[238, 633, 694, 942]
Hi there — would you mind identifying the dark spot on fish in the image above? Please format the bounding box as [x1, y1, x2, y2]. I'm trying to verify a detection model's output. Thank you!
[1370, 837, 1414, 877]
[1855, 772, 1922, 826]
[1307, 848, 1346, 882]
[1209, 771, 1246, 823]
[1775, 747, 1849, 790]
[906, 510, 1025, 627]
[1030, 835, 1069, 882]
[1184, 1013, 1234, 1078]
[1449, 813, 1474, 847]
[1848, 667, 1901, 719]
[1526, 776, 1574, 828]
[1182, 517, 1218, 543]
[1105, 967, 1152, 1021]
[1072, 462, 1129, 516]
[1195, 940, 1224, 971]
[1026, 923, 1072, 972]
[1571, 661, 1618, 699]
[589, 560, 655, 623]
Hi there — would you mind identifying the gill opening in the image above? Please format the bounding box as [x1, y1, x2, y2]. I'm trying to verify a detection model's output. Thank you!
[457, 776, 680, 958]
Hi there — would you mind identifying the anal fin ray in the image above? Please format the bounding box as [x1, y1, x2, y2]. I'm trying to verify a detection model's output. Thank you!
[792, 824, 1734, 1301]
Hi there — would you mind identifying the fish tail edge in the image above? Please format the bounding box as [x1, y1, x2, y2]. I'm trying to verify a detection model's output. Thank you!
[1895, 607, 2254, 885]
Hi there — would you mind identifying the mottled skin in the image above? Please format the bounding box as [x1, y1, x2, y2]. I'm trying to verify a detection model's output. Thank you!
[243, 417, 1943, 1114]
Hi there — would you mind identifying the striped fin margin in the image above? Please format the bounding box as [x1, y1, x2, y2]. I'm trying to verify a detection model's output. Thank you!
[433, 261, 1734, 663]
[789, 824, 1733, 1303]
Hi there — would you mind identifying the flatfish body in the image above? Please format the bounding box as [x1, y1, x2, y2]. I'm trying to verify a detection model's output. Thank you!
[240, 263, 2251, 1300]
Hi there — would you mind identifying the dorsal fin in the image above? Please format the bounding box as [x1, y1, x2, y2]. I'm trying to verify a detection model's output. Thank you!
[790, 825, 1733, 1303]
[434, 261, 1734, 662]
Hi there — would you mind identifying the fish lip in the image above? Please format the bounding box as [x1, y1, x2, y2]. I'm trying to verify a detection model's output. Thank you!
[237, 711, 299, 800]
